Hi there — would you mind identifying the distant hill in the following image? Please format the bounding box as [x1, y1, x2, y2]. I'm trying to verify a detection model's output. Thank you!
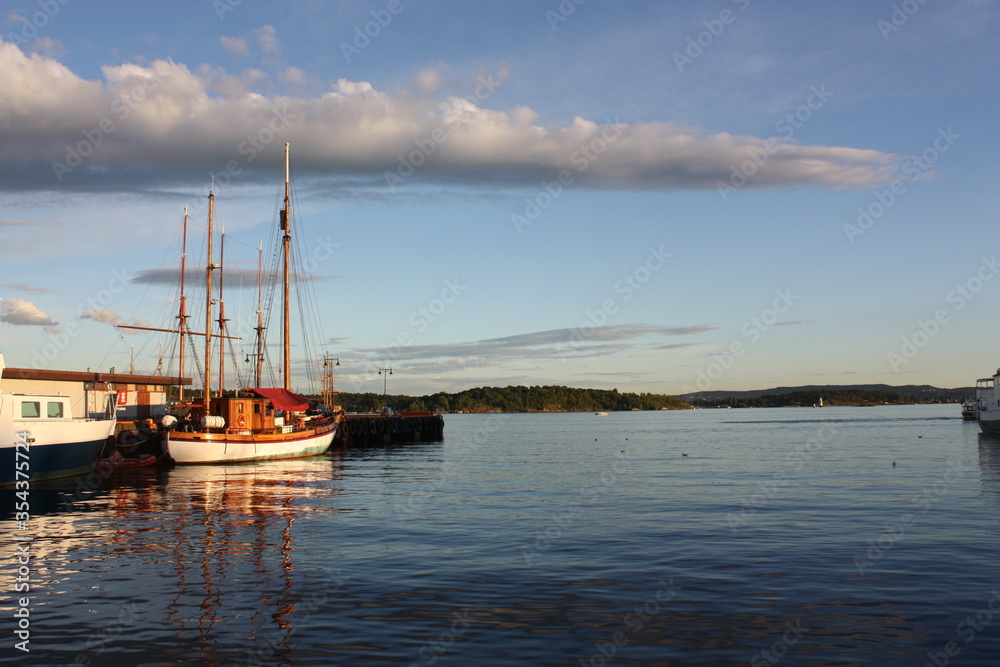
[680, 384, 973, 406]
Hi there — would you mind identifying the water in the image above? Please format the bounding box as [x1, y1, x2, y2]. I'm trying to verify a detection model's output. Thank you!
[3, 405, 1000, 666]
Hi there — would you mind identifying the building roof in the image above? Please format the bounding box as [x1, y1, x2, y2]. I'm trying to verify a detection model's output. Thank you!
[1, 367, 192, 386]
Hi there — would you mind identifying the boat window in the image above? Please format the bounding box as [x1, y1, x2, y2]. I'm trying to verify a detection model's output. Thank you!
[47, 402, 64, 418]
[21, 402, 40, 418]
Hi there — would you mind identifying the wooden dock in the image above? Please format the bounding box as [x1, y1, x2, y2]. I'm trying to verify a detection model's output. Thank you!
[336, 411, 444, 447]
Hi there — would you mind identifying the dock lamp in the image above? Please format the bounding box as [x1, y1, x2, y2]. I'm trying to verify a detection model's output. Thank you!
[378, 368, 392, 397]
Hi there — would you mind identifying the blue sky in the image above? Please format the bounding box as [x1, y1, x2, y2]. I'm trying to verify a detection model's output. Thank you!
[1, 0, 999, 396]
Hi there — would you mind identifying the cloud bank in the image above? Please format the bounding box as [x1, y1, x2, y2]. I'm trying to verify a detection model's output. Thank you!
[350, 323, 714, 375]
[0, 39, 904, 195]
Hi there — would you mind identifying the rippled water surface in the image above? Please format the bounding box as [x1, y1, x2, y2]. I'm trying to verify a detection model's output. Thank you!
[3, 405, 1000, 665]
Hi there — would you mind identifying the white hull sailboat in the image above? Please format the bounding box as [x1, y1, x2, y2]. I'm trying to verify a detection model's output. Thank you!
[162, 143, 339, 464]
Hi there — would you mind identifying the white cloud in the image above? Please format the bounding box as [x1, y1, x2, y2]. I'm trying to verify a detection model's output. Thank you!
[0, 38, 905, 195]
[253, 25, 279, 55]
[220, 36, 250, 57]
[0, 297, 55, 326]
[80, 308, 151, 334]
[80, 308, 124, 326]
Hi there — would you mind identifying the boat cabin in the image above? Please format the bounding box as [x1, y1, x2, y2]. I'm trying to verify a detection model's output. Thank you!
[209, 397, 277, 433]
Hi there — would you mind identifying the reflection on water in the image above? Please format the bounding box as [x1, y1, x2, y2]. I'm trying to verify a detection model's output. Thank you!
[2, 407, 1000, 666]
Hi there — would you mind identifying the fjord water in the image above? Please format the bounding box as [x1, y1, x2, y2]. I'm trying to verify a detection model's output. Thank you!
[3, 405, 1000, 666]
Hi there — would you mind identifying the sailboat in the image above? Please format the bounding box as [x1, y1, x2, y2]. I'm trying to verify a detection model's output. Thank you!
[165, 143, 340, 464]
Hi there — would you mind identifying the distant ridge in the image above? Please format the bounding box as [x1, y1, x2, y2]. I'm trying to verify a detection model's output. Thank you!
[680, 384, 972, 403]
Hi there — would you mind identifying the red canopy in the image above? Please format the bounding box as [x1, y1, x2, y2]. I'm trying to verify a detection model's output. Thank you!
[251, 388, 309, 412]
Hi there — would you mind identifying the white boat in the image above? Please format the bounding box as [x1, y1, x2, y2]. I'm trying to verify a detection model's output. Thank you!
[159, 143, 340, 464]
[0, 354, 117, 485]
[961, 397, 979, 420]
[976, 373, 999, 432]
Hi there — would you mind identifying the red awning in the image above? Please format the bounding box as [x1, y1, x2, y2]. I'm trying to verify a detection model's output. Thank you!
[251, 387, 309, 412]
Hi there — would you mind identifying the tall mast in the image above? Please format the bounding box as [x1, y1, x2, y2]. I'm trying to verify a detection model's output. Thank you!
[205, 189, 215, 408]
[178, 206, 189, 401]
[255, 240, 265, 387]
[217, 224, 228, 396]
[281, 142, 291, 391]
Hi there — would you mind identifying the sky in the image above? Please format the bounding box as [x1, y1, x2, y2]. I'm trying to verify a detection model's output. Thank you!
[1, 0, 999, 397]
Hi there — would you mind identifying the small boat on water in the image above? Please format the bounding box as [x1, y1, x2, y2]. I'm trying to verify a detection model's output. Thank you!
[595, 412, 608, 416]
[0, 354, 117, 485]
[102, 453, 159, 469]
[961, 397, 979, 420]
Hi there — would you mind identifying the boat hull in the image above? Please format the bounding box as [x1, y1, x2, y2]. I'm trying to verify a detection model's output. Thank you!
[166, 422, 338, 464]
[980, 416, 1000, 435]
[0, 418, 116, 485]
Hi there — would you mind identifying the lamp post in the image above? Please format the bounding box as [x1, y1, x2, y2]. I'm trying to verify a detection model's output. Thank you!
[378, 368, 392, 398]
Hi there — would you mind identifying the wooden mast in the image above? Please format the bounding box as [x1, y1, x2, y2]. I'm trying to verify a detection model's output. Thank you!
[178, 206, 189, 401]
[205, 189, 215, 408]
[255, 240, 264, 387]
[217, 223, 227, 395]
[281, 142, 291, 391]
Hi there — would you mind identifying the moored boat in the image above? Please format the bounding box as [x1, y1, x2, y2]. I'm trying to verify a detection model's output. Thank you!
[976, 373, 1000, 433]
[161, 143, 340, 464]
[0, 354, 117, 485]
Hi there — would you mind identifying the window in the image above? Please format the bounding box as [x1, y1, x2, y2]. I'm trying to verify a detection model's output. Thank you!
[21, 402, 40, 418]
[47, 402, 64, 418]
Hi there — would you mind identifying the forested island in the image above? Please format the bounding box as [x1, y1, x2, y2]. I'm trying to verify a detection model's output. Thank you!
[332, 385, 690, 413]
[683, 389, 920, 408]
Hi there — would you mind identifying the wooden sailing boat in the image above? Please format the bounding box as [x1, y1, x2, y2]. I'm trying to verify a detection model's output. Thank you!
[166, 143, 339, 464]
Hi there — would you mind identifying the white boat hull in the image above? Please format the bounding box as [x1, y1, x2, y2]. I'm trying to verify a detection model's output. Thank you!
[166, 422, 337, 464]
[1, 404, 116, 485]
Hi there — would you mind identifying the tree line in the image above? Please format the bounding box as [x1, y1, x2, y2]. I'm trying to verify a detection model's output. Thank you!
[686, 389, 919, 408]
[329, 385, 691, 413]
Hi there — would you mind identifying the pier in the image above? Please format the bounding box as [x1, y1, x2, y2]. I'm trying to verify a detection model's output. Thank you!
[337, 411, 444, 447]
